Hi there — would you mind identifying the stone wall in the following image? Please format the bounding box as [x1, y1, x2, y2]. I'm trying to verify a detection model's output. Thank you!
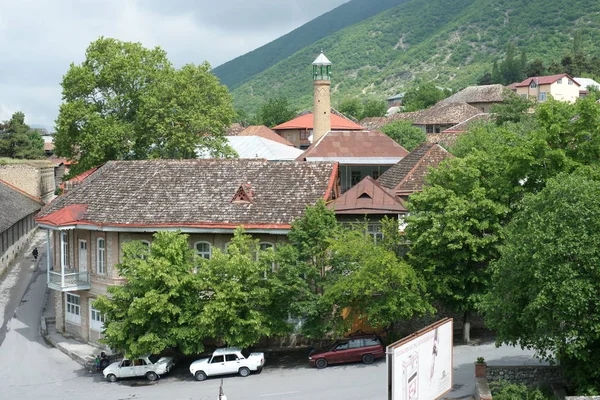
[0, 164, 56, 203]
[0, 215, 37, 275]
[486, 365, 563, 387]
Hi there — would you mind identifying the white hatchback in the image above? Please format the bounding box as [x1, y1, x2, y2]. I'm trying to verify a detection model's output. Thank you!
[103, 355, 174, 382]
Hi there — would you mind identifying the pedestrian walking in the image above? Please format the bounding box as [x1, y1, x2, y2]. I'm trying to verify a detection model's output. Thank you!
[32, 247, 38, 260]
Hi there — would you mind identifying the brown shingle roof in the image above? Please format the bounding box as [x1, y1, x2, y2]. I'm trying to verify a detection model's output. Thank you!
[411, 102, 482, 125]
[238, 125, 294, 146]
[442, 113, 492, 133]
[297, 130, 408, 162]
[329, 176, 407, 215]
[439, 84, 505, 105]
[377, 143, 452, 194]
[226, 123, 245, 136]
[37, 160, 337, 229]
[0, 180, 43, 232]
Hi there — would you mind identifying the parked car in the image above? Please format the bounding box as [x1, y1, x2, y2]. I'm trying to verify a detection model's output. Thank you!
[308, 335, 385, 369]
[189, 348, 265, 381]
[103, 355, 175, 382]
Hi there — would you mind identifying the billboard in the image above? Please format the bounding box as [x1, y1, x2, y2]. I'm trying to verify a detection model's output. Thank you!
[387, 318, 453, 400]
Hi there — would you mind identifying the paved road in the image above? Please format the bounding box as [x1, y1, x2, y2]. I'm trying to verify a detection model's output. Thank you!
[0, 235, 546, 400]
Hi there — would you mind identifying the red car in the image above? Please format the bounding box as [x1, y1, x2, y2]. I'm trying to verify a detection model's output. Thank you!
[308, 335, 385, 369]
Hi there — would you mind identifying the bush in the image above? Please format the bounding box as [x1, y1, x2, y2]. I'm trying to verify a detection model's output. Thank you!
[489, 381, 552, 400]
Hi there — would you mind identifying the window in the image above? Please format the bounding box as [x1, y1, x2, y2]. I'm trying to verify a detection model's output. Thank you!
[426, 125, 434, 134]
[121, 360, 132, 367]
[90, 303, 105, 331]
[300, 130, 311, 140]
[363, 337, 381, 346]
[372, 170, 380, 180]
[225, 354, 239, 362]
[259, 242, 275, 276]
[61, 232, 69, 268]
[368, 223, 384, 244]
[211, 355, 224, 363]
[568, 79, 573, 85]
[557, 78, 562, 84]
[140, 240, 150, 248]
[349, 339, 364, 348]
[530, 81, 537, 88]
[351, 171, 361, 186]
[538, 92, 547, 102]
[66, 293, 81, 324]
[133, 359, 147, 366]
[97, 237, 106, 275]
[195, 242, 211, 260]
[335, 342, 349, 351]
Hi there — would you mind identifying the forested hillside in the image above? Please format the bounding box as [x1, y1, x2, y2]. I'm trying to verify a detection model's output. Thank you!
[212, 0, 408, 90]
[230, 0, 600, 114]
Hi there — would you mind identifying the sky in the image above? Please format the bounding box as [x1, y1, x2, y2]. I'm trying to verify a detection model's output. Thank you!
[0, 0, 349, 129]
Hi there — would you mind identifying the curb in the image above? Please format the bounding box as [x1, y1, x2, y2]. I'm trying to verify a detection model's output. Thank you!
[42, 325, 90, 368]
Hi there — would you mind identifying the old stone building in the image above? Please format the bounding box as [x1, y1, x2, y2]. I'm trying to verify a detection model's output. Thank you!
[36, 159, 338, 344]
[0, 160, 56, 203]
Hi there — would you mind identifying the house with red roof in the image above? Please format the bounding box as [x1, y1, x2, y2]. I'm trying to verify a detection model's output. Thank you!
[273, 112, 364, 149]
[35, 159, 338, 343]
[513, 73, 580, 103]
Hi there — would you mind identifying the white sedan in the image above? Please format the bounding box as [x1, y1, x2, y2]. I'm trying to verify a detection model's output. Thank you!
[103, 355, 174, 382]
[190, 348, 265, 381]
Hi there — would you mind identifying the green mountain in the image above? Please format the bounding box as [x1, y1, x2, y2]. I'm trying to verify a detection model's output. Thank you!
[212, 0, 408, 90]
[230, 0, 600, 114]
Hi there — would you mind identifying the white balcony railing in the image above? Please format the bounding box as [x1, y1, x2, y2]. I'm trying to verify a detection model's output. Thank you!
[47, 269, 91, 292]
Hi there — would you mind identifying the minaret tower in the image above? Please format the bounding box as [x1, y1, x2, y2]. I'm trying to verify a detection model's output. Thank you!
[312, 51, 332, 143]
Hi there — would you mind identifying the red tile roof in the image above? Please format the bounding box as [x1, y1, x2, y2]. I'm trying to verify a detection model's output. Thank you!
[329, 176, 406, 215]
[297, 130, 408, 162]
[515, 74, 580, 87]
[273, 113, 364, 131]
[237, 125, 294, 146]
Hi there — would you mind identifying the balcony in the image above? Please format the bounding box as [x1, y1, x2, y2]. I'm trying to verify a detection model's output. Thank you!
[48, 269, 91, 291]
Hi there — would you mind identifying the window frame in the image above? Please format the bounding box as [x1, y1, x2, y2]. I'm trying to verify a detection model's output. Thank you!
[65, 293, 81, 325]
[538, 92, 547, 102]
[90, 302, 105, 332]
[97, 237, 106, 275]
[61, 231, 69, 268]
[194, 241, 212, 260]
[258, 242, 276, 277]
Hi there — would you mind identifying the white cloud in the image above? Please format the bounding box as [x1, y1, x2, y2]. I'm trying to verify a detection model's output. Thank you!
[0, 0, 348, 129]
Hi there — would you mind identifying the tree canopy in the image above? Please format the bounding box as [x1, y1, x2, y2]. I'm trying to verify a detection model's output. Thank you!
[401, 83, 452, 112]
[381, 120, 426, 151]
[0, 112, 45, 159]
[54, 37, 235, 175]
[255, 97, 296, 128]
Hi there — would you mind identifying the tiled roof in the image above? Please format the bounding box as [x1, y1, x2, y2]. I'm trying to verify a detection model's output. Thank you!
[329, 176, 406, 215]
[0, 180, 43, 232]
[297, 130, 408, 164]
[377, 143, 452, 194]
[198, 136, 303, 161]
[226, 123, 245, 136]
[273, 113, 364, 131]
[439, 84, 505, 104]
[237, 125, 294, 146]
[515, 74, 580, 87]
[359, 117, 389, 130]
[411, 102, 482, 125]
[442, 113, 492, 133]
[36, 160, 337, 229]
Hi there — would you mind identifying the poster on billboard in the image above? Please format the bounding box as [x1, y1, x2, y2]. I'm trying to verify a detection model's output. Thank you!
[387, 318, 453, 400]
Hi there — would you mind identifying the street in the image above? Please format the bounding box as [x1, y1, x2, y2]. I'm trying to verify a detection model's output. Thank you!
[0, 233, 545, 400]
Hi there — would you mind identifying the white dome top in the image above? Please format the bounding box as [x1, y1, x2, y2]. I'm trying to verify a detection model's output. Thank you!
[312, 52, 332, 66]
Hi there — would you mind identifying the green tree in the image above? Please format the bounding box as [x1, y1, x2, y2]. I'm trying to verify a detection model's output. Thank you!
[490, 90, 534, 125]
[360, 98, 387, 119]
[195, 227, 275, 347]
[338, 97, 363, 120]
[54, 37, 235, 175]
[256, 97, 296, 128]
[481, 170, 600, 391]
[524, 59, 546, 78]
[94, 231, 202, 356]
[324, 226, 432, 334]
[0, 112, 45, 159]
[402, 83, 451, 112]
[381, 120, 426, 151]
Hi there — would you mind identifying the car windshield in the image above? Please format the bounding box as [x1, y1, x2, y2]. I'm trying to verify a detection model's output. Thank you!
[148, 355, 161, 364]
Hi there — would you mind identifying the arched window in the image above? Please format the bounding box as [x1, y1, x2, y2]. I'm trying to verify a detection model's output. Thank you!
[195, 241, 211, 260]
[97, 237, 106, 275]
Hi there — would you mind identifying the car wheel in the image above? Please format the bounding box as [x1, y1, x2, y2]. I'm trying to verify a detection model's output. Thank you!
[107, 374, 117, 383]
[195, 371, 207, 381]
[315, 358, 328, 369]
[362, 354, 375, 364]
[238, 367, 251, 377]
[146, 371, 158, 381]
